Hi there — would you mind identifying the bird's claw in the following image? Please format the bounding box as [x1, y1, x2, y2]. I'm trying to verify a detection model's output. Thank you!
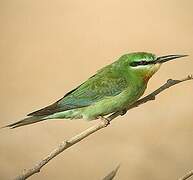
[120, 109, 127, 116]
[99, 116, 110, 127]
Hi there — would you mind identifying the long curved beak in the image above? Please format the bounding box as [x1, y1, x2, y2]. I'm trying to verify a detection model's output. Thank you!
[156, 54, 188, 64]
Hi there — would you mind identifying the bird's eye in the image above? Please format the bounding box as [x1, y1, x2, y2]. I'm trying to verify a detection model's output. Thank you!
[130, 60, 147, 67]
[139, 61, 147, 65]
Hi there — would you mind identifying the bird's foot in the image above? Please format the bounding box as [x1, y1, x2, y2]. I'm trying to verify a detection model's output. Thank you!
[99, 116, 110, 127]
[120, 108, 127, 116]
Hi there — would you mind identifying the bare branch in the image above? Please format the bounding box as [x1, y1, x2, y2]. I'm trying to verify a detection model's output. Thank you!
[108, 75, 193, 120]
[14, 75, 193, 180]
[102, 164, 120, 180]
[178, 170, 193, 180]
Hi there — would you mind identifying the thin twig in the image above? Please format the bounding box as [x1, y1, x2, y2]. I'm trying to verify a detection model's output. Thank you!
[102, 164, 120, 180]
[14, 75, 193, 180]
[178, 170, 193, 180]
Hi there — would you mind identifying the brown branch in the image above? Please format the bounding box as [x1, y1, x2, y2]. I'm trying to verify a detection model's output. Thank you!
[102, 164, 120, 180]
[14, 75, 193, 180]
[178, 170, 193, 180]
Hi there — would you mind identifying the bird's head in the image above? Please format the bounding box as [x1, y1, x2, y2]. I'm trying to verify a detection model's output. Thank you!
[124, 52, 188, 82]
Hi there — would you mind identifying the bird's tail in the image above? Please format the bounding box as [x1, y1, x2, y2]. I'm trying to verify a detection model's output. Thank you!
[2, 116, 46, 129]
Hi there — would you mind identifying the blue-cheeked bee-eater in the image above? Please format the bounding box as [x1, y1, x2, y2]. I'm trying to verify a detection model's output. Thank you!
[5, 52, 188, 128]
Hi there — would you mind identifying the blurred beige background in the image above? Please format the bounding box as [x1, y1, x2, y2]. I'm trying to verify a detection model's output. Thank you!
[0, 0, 193, 179]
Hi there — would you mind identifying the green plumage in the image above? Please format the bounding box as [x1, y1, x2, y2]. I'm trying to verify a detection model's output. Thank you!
[6, 52, 186, 128]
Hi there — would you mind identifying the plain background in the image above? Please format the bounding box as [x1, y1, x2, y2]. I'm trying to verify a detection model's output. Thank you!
[0, 0, 193, 179]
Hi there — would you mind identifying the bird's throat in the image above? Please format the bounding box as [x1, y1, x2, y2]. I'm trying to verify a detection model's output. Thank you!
[143, 64, 161, 82]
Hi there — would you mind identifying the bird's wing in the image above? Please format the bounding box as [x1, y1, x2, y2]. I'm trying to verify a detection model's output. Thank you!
[28, 70, 128, 116]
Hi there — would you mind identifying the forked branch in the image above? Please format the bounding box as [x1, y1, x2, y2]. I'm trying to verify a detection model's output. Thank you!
[14, 75, 193, 180]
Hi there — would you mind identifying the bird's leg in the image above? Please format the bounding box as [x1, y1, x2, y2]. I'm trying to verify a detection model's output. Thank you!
[99, 116, 111, 127]
[120, 108, 127, 116]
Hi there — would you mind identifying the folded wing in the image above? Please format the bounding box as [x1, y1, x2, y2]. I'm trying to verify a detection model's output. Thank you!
[28, 70, 128, 116]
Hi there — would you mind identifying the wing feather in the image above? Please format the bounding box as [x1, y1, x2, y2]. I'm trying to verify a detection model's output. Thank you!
[28, 69, 128, 116]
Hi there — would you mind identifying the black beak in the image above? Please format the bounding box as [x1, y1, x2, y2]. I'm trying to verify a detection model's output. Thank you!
[156, 54, 188, 64]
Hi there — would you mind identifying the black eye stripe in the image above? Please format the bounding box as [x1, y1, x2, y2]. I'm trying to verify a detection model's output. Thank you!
[130, 60, 155, 67]
[130, 61, 147, 66]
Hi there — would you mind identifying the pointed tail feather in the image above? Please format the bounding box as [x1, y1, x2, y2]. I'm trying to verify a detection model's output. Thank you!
[2, 116, 46, 129]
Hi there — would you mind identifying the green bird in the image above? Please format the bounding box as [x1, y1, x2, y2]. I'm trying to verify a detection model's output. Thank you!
[5, 52, 187, 128]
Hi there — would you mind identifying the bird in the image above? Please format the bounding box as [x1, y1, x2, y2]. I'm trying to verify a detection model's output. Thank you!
[4, 52, 188, 128]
